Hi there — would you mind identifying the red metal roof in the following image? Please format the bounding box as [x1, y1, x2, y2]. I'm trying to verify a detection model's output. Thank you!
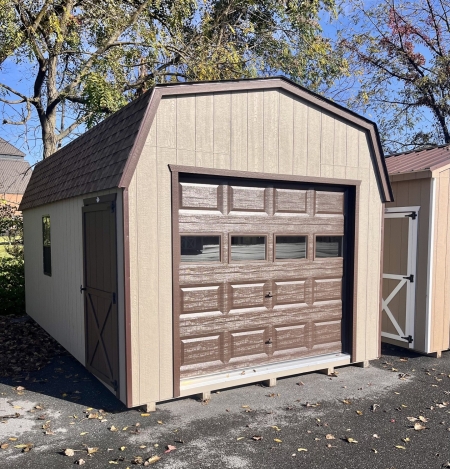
[385, 145, 450, 175]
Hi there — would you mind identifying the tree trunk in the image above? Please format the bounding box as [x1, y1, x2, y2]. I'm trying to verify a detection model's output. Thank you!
[42, 117, 58, 158]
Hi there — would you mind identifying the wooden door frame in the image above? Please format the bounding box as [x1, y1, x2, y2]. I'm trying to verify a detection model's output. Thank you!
[382, 206, 419, 348]
[170, 165, 360, 398]
[82, 193, 120, 396]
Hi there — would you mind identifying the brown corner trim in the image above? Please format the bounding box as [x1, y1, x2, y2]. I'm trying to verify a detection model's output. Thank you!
[171, 170, 181, 398]
[169, 164, 362, 187]
[122, 188, 133, 407]
[378, 204, 385, 358]
[351, 186, 360, 362]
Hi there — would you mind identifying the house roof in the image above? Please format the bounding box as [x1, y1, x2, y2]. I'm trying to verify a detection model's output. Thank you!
[385, 144, 450, 175]
[20, 77, 393, 211]
[0, 137, 25, 157]
[0, 157, 31, 195]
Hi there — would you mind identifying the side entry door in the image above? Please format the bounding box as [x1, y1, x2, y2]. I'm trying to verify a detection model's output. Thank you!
[82, 195, 119, 392]
[381, 207, 419, 349]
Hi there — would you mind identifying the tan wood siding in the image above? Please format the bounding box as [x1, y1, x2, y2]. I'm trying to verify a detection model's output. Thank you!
[385, 177, 431, 351]
[431, 168, 450, 352]
[128, 91, 384, 406]
[23, 189, 125, 397]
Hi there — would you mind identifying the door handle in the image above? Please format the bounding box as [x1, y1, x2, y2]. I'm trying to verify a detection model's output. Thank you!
[80, 285, 87, 294]
[265, 292, 273, 298]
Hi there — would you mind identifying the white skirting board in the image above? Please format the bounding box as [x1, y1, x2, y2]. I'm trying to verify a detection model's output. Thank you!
[180, 353, 351, 397]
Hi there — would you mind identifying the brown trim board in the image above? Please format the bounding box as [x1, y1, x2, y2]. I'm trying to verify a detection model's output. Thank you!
[171, 170, 181, 398]
[122, 188, 133, 407]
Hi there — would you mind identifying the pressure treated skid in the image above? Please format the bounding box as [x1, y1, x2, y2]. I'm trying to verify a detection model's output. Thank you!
[20, 77, 392, 408]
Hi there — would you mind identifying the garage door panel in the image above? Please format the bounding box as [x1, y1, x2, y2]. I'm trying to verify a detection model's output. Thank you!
[176, 176, 348, 382]
[180, 261, 343, 283]
[180, 182, 222, 211]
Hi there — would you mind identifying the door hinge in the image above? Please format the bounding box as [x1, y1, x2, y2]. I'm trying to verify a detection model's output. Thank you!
[80, 285, 86, 294]
[112, 292, 116, 304]
[405, 211, 417, 220]
[403, 274, 414, 283]
[111, 201, 115, 213]
[401, 335, 413, 344]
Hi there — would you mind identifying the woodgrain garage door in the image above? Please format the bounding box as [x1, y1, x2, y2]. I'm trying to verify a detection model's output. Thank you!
[174, 174, 353, 383]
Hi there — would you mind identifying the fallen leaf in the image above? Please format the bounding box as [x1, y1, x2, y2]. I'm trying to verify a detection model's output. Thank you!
[372, 448, 378, 453]
[109, 426, 118, 432]
[80, 432, 88, 436]
[346, 437, 358, 444]
[157, 420, 163, 424]
[356, 410, 363, 415]
[87, 447, 98, 455]
[87, 413, 99, 419]
[402, 438, 410, 443]
[8, 437, 17, 441]
[165, 445, 176, 453]
[242, 405, 250, 408]
[297, 448, 308, 452]
[325, 434, 335, 440]
[395, 445, 406, 450]
[119, 446, 126, 451]
[274, 439, 282, 443]
[236, 437, 244, 441]
[140, 413, 151, 417]
[75, 459, 86, 465]
[414, 423, 427, 431]
[419, 416, 428, 422]
[64, 448, 75, 457]
[373, 434, 380, 439]
[342, 399, 351, 405]
[271, 426, 281, 431]
[407, 417, 418, 422]
[146, 455, 161, 465]
[1, 443, 9, 450]
[109, 461, 119, 465]
[252, 436, 263, 441]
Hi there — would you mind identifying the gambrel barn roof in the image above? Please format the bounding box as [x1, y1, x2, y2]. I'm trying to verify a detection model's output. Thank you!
[20, 77, 393, 211]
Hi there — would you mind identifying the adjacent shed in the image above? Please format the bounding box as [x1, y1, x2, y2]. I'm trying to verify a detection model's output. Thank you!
[383, 145, 450, 357]
[20, 77, 393, 409]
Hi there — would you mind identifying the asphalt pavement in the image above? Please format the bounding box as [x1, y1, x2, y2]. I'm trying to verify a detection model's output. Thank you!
[0, 335, 450, 468]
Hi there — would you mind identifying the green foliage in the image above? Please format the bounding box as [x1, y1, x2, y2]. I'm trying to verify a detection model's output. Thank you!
[0, 201, 24, 316]
[0, 256, 25, 316]
[0, 0, 347, 158]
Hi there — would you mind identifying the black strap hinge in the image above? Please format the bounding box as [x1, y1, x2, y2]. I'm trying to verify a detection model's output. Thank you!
[403, 274, 414, 283]
[405, 211, 417, 220]
[112, 292, 116, 304]
[401, 335, 413, 344]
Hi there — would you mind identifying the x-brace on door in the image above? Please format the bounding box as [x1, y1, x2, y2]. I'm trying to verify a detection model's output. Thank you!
[381, 207, 419, 349]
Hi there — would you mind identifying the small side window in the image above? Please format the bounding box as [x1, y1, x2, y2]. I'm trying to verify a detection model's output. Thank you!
[181, 235, 221, 262]
[315, 236, 343, 258]
[42, 216, 51, 276]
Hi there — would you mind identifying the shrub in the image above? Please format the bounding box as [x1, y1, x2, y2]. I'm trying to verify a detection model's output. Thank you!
[0, 256, 25, 315]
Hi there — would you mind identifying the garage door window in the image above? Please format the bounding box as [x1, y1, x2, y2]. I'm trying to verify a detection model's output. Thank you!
[275, 235, 307, 260]
[315, 236, 343, 258]
[230, 236, 266, 261]
[181, 235, 221, 262]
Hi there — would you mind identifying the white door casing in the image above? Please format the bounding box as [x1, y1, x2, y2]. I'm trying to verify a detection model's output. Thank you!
[382, 206, 419, 348]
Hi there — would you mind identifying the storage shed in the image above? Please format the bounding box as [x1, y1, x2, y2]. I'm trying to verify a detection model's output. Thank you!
[20, 77, 393, 409]
[383, 145, 450, 357]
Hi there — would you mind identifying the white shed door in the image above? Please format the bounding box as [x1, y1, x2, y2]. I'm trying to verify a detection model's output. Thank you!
[382, 207, 419, 348]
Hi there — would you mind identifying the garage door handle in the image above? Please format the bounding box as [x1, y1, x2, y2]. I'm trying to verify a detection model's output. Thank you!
[80, 285, 87, 293]
[265, 292, 273, 298]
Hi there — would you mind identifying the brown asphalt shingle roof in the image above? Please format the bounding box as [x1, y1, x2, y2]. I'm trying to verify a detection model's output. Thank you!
[0, 158, 31, 194]
[385, 144, 450, 175]
[0, 137, 25, 157]
[19, 89, 153, 210]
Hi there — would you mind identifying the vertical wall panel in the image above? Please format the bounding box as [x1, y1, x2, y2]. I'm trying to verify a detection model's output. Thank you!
[247, 92, 264, 172]
[136, 145, 160, 404]
[346, 126, 359, 168]
[306, 107, 321, 177]
[278, 92, 294, 175]
[157, 98, 176, 148]
[263, 90, 279, 173]
[334, 120, 347, 167]
[231, 92, 248, 171]
[196, 95, 214, 153]
[176, 96, 196, 151]
[293, 100, 308, 175]
[321, 114, 334, 168]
